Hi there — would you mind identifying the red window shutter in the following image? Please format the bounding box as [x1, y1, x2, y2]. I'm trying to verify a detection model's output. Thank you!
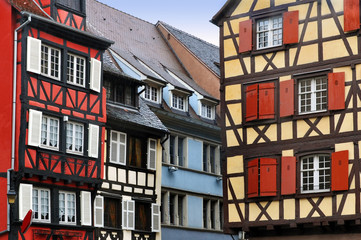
[247, 159, 259, 198]
[328, 72, 345, 110]
[281, 156, 296, 195]
[258, 82, 275, 119]
[245, 84, 258, 121]
[344, 0, 360, 32]
[331, 150, 349, 191]
[260, 158, 277, 196]
[283, 11, 299, 44]
[280, 79, 294, 117]
[239, 19, 253, 53]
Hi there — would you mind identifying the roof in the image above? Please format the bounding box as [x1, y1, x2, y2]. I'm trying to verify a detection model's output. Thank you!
[158, 21, 220, 77]
[9, 0, 51, 19]
[211, 0, 235, 26]
[107, 98, 168, 134]
[86, 0, 214, 99]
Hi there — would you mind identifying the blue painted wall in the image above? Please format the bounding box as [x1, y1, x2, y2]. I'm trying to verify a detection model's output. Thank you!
[187, 138, 202, 171]
[162, 227, 234, 240]
[163, 86, 170, 106]
[188, 93, 198, 114]
[162, 166, 222, 196]
[187, 196, 203, 228]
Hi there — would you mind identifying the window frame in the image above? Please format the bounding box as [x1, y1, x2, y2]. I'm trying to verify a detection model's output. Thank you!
[103, 197, 122, 229]
[203, 199, 221, 230]
[203, 142, 220, 174]
[167, 134, 187, 167]
[104, 77, 138, 108]
[298, 76, 328, 115]
[300, 154, 331, 194]
[200, 101, 215, 120]
[59, 191, 77, 225]
[32, 187, 51, 223]
[55, 0, 86, 16]
[66, 121, 84, 155]
[109, 130, 127, 165]
[67, 53, 86, 88]
[40, 115, 60, 150]
[143, 84, 161, 104]
[41, 43, 61, 80]
[168, 193, 186, 226]
[256, 15, 283, 50]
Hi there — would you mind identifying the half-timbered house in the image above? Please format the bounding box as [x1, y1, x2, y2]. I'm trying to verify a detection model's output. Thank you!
[1, 0, 112, 239]
[86, 1, 229, 239]
[212, 0, 361, 239]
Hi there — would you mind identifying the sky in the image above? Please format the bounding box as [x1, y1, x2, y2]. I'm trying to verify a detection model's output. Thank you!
[96, 0, 227, 46]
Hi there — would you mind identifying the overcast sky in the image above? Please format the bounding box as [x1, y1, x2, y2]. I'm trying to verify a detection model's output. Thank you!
[96, 0, 227, 46]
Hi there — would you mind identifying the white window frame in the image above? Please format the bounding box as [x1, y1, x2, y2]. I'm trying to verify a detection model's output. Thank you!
[94, 195, 104, 227]
[67, 53, 86, 87]
[171, 92, 187, 111]
[122, 199, 135, 230]
[41, 43, 61, 80]
[32, 187, 51, 223]
[298, 76, 327, 114]
[110, 130, 127, 165]
[200, 102, 215, 120]
[256, 15, 283, 50]
[300, 154, 331, 193]
[40, 115, 59, 150]
[59, 191, 76, 224]
[66, 121, 84, 155]
[148, 138, 157, 170]
[144, 84, 160, 103]
[151, 203, 161, 232]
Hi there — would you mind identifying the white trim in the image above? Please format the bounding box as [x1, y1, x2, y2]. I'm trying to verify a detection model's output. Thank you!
[109, 49, 146, 80]
[66, 121, 84, 155]
[40, 43, 61, 80]
[32, 187, 51, 223]
[19, 183, 33, 220]
[256, 15, 283, 50]
[80, 191, 92, 226]
[94, 195, 104, 227]
[28, 109, 42, 147]
[110, 130, 127, 165]
[151, 203, 161, 232]
[40, 115, 59, 150]
[88, 124, 99, 158]
[90, 58, 102, 92]
[26, 36, 41, 74]
[59, 191, 77, 225]
[67, 53, 86, 87]
[147, 138, 157, 170]
[122, 199, 135, 230]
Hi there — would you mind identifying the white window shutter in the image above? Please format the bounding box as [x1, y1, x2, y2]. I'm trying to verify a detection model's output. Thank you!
[88, 124, 99, 158]
[151, 203, 160, 232]
[122, 199, 135, 230]
[90, 58, 101, 92]
[148, 138, 157, 170]
[94, 195, 104, 227]
[19, 183, 33, 220]
[27, 37, 41, 74]
[81, 191, 92, 226]
[28, 109, 42, 147]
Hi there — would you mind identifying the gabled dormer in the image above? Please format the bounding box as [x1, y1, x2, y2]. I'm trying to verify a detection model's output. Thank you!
[52, 0, 86, 30]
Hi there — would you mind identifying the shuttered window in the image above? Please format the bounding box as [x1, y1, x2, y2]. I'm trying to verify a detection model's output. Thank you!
[28, 109, 43, 147]
[247, 159, 259, 198]
[238, 11, 299, 53]
[248, 158, 277, 198]
[19, 183, 33, 220]
[90, 58, 102, 92]
[331, 150, 349, 191]
[148, 138, 157, 170]
[245, 82, 275, 122]
[328, 72, 345, 110]
[110, 130, 127, 165]
[281, 156, 296, 195]
[344, 0, 360, 32]
[122, 199, 135, 230]
[88, 124, 99, 158]
[151, 203, 161, 232]
[280, 79, 294, 117]
[94, 195, 104, 227]
[81, 191, 92, 226]
[27, 37, 41, 74]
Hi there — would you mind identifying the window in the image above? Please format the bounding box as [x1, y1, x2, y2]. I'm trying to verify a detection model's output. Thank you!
[67, 54, 86, 87]
[66, 122, 84, 154]
[247, 158, 277, 198]
[201, 102, 214, 119]
[238, 11, 299, 53]
[144, 85, 159, 103]
[203, 199, 221, 230]
[172, 93, 186, 111]
[128, 136, 146, 168]
[59, 191, 76, 224]
[135, 202, 151, 231]
[41, 115, 59, 150]
[300, 155, 330, 193]
[257, 15, 283, 49]
[32, 188, 50, 222]
[110, 130, 127, 165]
[169, 193, 185, 226]
[41, 44, 61, 80]
[168, 135, 186, 167]
[245, 82, 275, 122]
[299, 77, 327, 114]
[104, 78, 137, 107]
[56, 0, 84, 14]
[203, 143, 219, 174]
[104, 198, 122, 228]
[122, 199, 135, 230]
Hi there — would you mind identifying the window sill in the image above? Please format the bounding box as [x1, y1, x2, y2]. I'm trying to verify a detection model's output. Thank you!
[292, 110, 329, 120]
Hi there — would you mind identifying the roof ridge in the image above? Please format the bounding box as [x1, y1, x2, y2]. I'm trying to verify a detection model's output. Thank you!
[93, 0, 155, 26]
[158, 21, 219, 49]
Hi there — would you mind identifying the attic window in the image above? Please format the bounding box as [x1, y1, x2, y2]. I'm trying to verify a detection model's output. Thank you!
[56, 0, 85, 15]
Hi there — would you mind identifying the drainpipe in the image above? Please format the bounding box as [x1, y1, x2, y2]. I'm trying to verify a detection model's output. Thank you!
[4, 15, 32, 234]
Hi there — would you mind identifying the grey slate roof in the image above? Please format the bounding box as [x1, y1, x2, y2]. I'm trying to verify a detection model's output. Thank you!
[159, 21, 220, 77]
[86, 0, 214, 99]
[107, 98, 168, 133]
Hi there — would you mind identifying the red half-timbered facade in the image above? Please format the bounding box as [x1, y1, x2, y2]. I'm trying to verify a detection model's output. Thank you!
[1, 0, 112, 239]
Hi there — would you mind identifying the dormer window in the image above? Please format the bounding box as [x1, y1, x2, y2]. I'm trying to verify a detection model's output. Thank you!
[104, 78, 137, 107]
[144, 84, 160, 103]
[56, 0, 85, 15]
[201, 102, 215, 120]
[172, 92, 186, 111]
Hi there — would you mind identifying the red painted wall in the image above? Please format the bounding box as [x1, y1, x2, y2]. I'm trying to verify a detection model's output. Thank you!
[0, 0, 14, 234]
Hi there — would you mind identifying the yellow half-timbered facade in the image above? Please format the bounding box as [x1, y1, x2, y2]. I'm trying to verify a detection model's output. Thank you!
[212, 0, 361, 239]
